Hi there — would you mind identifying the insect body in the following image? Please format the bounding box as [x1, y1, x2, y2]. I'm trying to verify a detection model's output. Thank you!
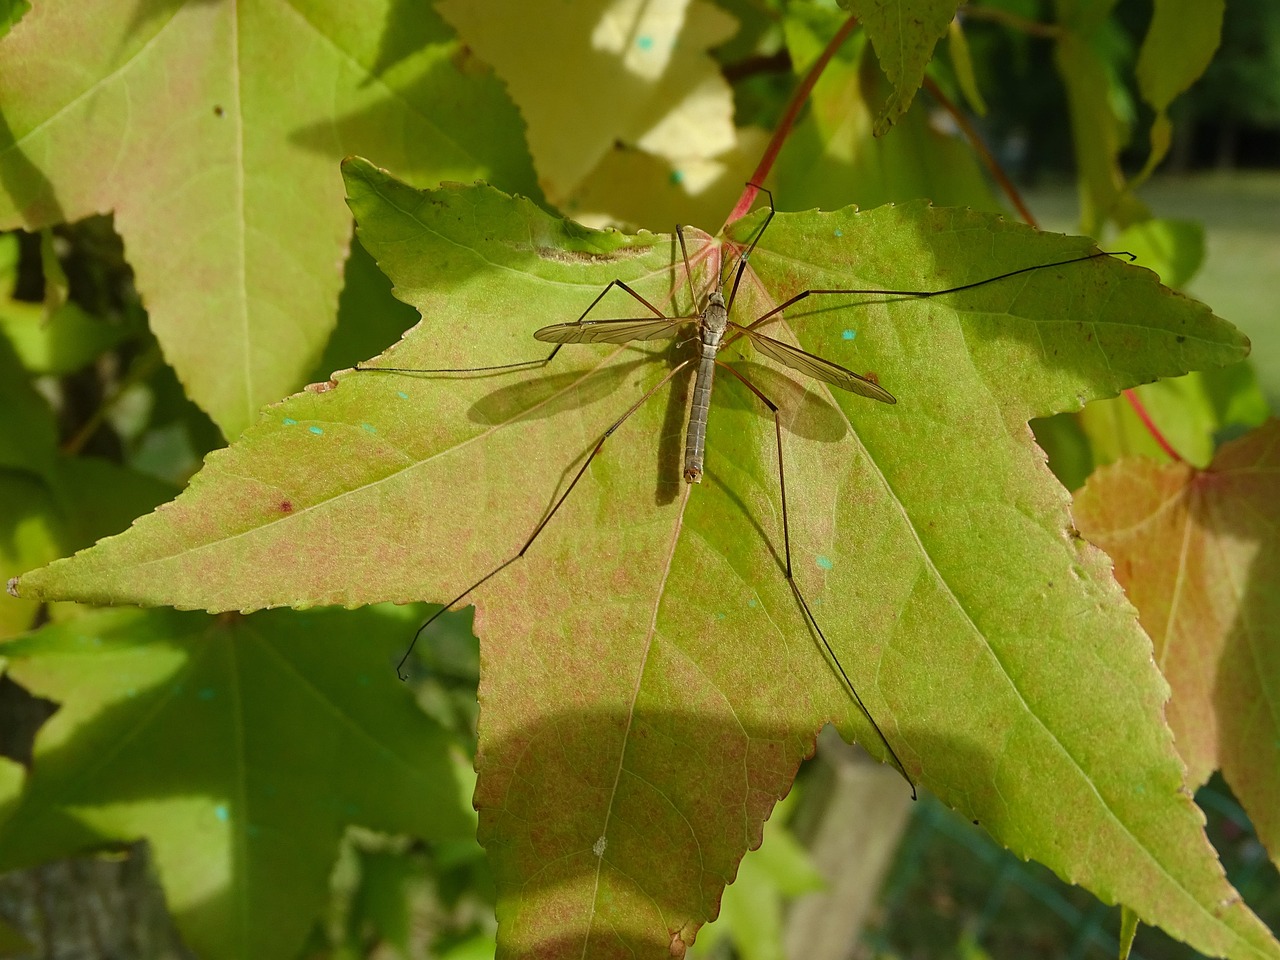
[681, 289, 728, 484]
[530, 215, 896, 486]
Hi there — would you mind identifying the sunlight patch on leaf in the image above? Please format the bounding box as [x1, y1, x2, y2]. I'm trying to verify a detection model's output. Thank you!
[437, 0, 738, 210]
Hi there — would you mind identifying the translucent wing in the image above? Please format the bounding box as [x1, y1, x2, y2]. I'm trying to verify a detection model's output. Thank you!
[735, 324, 897, 404]
[534, 317, 688, 344]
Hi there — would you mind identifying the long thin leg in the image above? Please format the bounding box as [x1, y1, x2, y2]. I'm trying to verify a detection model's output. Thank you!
[676, 226, 702, 313]
[716, 360, 917, 798]
[680, 179, 778, 313]
[675, 181, 776, 317]
[725, 183, 776, 313]
[740, 250, 1137, 336]
[396, 357, 695, 678]
[356, 277, 675, 377]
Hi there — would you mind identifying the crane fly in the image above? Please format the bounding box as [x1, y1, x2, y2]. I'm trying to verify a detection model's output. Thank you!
[356, 187, 1134, 799]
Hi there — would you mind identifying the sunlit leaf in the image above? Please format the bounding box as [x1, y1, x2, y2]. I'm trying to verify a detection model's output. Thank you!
[14, 163, 1274, 959]
[0, 0, 537, 436]
[437, 0, 737, 211]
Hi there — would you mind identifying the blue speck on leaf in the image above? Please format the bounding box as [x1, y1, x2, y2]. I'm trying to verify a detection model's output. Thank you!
[816, 555, 834, 570]
[199, 687, 216, 701]
[636, 34, 654, 50]
[308, 425, 324, 435]
[842, 329, 857, 341]
[747, 597, 758, 609]
[396, 390, 409, 400]
[282, 417, 297, 426]
[669, 169, 684, 186]
[360, 422, 376, 434]
[834, 228, 844, 237]
[214, 804, 229, 822]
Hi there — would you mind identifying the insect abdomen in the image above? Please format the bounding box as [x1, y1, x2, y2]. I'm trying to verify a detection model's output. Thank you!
[683, 348, 718, 483]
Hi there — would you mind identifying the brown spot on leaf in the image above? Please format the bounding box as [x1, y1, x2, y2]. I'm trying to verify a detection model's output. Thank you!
[305, 378, 338, 393]
[213, 105, 224, 117]
[280, 500, 293, 513]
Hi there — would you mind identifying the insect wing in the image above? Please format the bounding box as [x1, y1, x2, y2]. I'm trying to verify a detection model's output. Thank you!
[534, 317, 687, 344]
[737, 325, 897, 404]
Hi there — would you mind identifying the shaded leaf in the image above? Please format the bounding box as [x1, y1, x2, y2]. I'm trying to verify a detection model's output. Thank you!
[44, 455, 179, 551]
[1113, 218, 1204, 290]
[1135, 0, 1225, 180]
[0, 606, 474, 960]
[14, 163, 1274, 959]
[776, 7, 996, 213]
[0, 328, 55, 475]
[947, 16, 987, 117]
[845, 0, 961, 134]
[0, 471, 61, 638]
[0, 0, 537, 435]
[1120, 905, 1141, 960]
[38, 228, 67, 316]
[1032, 412, 1096, 493]
[1053, 3, 1148, 232]
[1079, 367, 1269, 472]
[0, 0, 25, 41]
[1074, 421, 1280, 869]
[310, 234, 421, 387]
[692, 791, 823, 960]
[0, 231, 131, 376]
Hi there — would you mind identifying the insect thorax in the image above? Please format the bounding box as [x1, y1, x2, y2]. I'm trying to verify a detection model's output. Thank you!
[701, 291, 729, 348]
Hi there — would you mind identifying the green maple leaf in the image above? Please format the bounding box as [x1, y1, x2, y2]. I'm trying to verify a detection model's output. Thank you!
[13, 158, 1276, 959]
[844, 0, 961, 134]
[0, 0, 536, 436]
[0, 605, 474, 960]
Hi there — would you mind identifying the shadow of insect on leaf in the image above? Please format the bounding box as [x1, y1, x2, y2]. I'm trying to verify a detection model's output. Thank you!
[718, 359, 849, 445]
[706, 471, 783, 573]
[465, 355, 654, 425]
